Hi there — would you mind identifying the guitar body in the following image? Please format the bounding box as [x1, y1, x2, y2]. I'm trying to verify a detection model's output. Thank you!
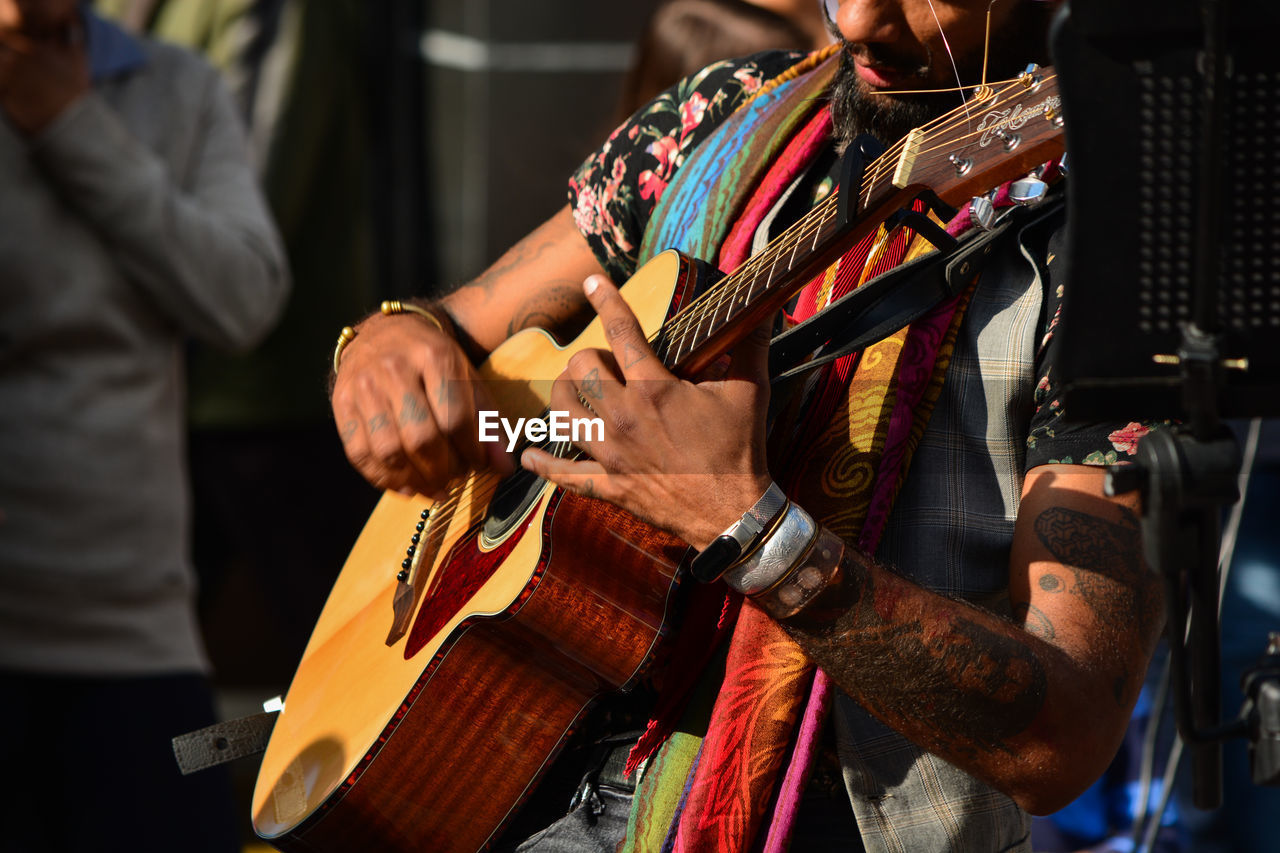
[252, 252, 696, 852]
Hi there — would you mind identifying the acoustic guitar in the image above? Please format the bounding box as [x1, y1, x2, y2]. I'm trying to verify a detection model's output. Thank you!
[252, 68, 1065, 852]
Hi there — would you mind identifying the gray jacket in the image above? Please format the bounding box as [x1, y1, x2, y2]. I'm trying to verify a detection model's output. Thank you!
[0, 14, 288, 675]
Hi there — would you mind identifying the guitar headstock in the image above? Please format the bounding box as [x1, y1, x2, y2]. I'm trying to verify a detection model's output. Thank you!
[890, 66, 1064, 206]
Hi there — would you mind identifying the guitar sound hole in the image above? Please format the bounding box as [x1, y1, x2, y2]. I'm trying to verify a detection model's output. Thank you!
[480, 440, 567, 545]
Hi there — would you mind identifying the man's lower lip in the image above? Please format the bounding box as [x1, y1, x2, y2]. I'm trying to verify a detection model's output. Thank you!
[856, 63, 902, 89]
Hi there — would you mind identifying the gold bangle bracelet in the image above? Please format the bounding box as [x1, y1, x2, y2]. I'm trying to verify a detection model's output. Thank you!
[332, 302, 451, 375]
[332, 326, 357, 374]
[381, 300, 448, 334]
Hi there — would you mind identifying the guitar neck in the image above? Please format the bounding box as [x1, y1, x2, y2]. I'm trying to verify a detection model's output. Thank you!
[654, 66, 1064, 378]
[654, 183, 915, 377]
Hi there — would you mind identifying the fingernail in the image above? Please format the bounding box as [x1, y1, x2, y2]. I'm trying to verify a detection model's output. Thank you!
[583, 276, 599, 297]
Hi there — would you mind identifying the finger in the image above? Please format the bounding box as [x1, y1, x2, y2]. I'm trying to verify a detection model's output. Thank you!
[418, 369, 488, 474]
[548, 375, 611, 457]
[332, 390, 379, 485]
[345, 366, 446, 496]
[331, 371, 399, 490]
[582, 275, 666, 381]
[724, 318, 772, 383]
[402, 339, 508, 484]
[520, 446, 612, 502]
[365, 391, 442, 494]
[387, 385, 456, 488]
[424, 338, 513, 478]
[562, 347, 619, 417]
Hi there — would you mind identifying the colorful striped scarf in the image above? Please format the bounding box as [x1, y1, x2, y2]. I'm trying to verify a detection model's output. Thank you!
[622, 50, 974, 852]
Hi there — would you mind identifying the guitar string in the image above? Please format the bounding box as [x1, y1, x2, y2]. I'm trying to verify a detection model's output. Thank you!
[409, 429, 586, 563]
[653, 73, 1054, 350]
[893, 73, 1058, 162]
[652, 199, 838, 361]
[633, 69, 1059, 352]
[405, 74, 1061, 559]
[655, 116, 930, 349]
[853, 69, 1059, 183]
[925, 0, 972, 130]
[640, 198, 831, 360]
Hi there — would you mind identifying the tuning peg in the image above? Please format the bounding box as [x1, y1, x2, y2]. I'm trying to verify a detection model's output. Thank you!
[968, 195, 997, 231]
[1009, 177, 1049, 206]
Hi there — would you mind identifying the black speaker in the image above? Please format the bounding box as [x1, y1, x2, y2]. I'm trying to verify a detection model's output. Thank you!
[1052, 0, 1280, 421]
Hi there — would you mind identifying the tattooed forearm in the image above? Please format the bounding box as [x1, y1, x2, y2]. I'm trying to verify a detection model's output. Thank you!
[1034, 508, 1158, 634]
[784, 547, 1048, 758]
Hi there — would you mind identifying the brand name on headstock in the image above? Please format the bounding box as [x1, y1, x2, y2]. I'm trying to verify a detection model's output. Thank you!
[976, 94, 1062, 147]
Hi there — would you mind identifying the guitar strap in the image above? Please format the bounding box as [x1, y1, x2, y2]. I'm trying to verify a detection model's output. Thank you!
[768, 190, 1067, 386]
[171, 710, 278, 775]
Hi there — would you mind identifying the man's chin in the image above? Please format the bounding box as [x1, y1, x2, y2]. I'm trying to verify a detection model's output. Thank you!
[830, 56, 962, 150]
[829, 0, 1055, 149]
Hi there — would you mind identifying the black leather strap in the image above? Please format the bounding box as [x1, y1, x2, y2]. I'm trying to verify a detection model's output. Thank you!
[171, 710, 279, 775]
[767, 211, 1027, 384]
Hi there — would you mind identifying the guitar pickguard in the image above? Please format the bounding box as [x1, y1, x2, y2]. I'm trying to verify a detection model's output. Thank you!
[403, 485, 560, 660]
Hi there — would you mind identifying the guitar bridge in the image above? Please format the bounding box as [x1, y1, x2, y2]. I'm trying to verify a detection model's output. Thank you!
[386, 504, 433, 646]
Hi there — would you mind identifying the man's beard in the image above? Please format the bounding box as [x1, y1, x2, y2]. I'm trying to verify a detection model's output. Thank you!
[828, 1, 1056, 152]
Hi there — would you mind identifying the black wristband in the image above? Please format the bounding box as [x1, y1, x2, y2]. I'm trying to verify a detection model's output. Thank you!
[688, 482, 787, 583]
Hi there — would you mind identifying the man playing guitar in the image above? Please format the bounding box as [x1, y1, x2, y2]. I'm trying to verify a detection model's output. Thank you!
[329, 1, 1162, 848]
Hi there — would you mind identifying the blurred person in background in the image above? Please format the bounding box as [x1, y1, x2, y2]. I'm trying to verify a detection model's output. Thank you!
[0, 0, 288, 850]
[93, 0, 380, 690]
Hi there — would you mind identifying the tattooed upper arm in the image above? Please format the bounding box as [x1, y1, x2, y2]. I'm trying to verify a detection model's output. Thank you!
[1010, 465, 1164, 708]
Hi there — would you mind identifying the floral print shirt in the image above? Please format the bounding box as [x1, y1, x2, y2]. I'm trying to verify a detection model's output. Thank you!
[567, 51, 1156, 472]
[1025, 223, 1165, 467]
[568, 51, 802, 284]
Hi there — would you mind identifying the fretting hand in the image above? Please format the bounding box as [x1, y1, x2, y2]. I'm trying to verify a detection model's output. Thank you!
[521, 275, 774, 550]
